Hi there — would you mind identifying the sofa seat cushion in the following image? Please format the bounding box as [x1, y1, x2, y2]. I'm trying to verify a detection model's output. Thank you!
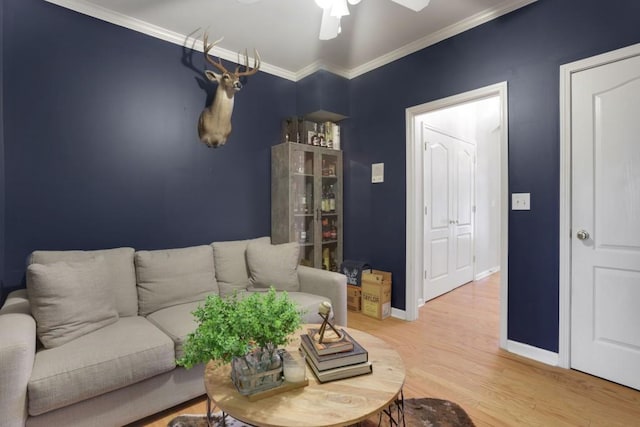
[28, 316, 175, 416]
[146, 301, 201, 359]
[135, 245, 219, 316]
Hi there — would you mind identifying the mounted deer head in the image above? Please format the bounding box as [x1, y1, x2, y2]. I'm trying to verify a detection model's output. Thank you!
[197, 33, 261, 148]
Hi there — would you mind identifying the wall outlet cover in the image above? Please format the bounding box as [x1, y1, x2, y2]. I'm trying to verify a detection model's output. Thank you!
[372, 163, 384, 183]
[512, 193, 531, 210]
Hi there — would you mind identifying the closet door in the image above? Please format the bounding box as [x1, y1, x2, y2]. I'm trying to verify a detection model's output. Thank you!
[423, 126, 475, 301]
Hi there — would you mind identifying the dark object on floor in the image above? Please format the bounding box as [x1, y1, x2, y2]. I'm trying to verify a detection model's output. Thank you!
[167, 397, 475, 427]
[360, 397, 475, 427]
[167, 413, 252, 427]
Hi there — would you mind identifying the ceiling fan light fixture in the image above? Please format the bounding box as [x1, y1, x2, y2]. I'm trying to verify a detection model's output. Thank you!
[315, 0, 333, 9]
[347, 0, 361, 4]
[330, 0, 350, 18]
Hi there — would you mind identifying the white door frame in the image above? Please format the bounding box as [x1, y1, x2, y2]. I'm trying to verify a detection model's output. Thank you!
[405, 82, 509, 349]
[558, 42, 640, 369]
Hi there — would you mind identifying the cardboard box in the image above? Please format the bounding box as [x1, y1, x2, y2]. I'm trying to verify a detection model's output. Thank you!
[347, 285, 362, 311]
[361, 270, 392, 319]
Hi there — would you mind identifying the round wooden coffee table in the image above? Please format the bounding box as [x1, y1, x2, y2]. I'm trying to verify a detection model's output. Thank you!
[204, 324, 405, 427]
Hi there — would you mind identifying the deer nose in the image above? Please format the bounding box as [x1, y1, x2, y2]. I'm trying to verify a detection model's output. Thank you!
[234, 81, 243, 90]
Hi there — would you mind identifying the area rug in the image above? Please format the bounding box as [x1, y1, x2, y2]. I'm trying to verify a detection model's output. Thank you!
[167, 398, 475, 427]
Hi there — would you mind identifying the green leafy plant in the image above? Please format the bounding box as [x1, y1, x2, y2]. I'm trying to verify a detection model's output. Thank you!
[177, 287, 303, 369]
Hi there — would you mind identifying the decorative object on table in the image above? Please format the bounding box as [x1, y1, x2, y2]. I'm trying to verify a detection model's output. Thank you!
[197, 32, 260, 148]
[300, 329, 367, 371]
[281, 349, 307, 382]
[315, 301, 343, 343]
[176, 287, 301, 395]
[301, 324, 372, 383]
[307, 326, 354, 355]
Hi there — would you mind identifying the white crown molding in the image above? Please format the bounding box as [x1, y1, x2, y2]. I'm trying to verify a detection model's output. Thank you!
[45, 0, 537, 82]
[347, 0, 539, 79]
[44, 0, 298, 82]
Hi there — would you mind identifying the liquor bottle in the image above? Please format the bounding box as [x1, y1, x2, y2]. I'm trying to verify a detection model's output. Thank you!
[319, 123, 326, 147]
[329, 185, 336, 212]
[322, 186, 328, 213]
[330, 219, 337, 240]
[300, 222, 307, 243]
[305, 182, 313, 213]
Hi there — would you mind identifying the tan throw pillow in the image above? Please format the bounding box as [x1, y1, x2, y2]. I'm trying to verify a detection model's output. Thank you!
[247, 240, 300, 292]
[26, 256, 119, 349]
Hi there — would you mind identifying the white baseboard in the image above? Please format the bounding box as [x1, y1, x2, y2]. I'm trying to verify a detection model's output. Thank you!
[475, 266, 500, 281]
[391, 307, 407, 320]
[506, 340, 559, 366]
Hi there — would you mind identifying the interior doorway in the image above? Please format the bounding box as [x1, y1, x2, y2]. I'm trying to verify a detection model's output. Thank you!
[405, 82, 508, 349]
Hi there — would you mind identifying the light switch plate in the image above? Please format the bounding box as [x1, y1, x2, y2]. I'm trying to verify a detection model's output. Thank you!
[512, 193, 531, 210]
[372, 163, 384, 183]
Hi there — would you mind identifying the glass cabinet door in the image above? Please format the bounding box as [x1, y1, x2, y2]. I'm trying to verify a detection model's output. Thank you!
[317, 152, 341, 271]
[291, 148, 315, 266]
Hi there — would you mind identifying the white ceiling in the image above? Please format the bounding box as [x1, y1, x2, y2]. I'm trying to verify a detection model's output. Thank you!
[46, 0, 537, 81]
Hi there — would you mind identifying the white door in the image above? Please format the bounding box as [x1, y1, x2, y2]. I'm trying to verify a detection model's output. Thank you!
[570, 52, 640, 390]
[423, 126, 475, 301]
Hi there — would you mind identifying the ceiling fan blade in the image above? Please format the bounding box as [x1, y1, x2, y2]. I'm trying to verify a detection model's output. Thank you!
[390, 0, 431, 12]
[319, 8, 340, 40]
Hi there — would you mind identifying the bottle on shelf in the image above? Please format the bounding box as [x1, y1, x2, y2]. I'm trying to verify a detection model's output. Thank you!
[329, 185, 336, 212]
[330, 219, 337, 241]
[300, 221, 307, 243]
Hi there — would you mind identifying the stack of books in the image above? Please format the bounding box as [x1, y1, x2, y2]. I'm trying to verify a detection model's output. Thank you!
[299, 328, 372, 383]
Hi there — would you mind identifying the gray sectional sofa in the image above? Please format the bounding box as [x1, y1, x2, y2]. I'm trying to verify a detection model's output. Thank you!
[0, 237, 347, 427]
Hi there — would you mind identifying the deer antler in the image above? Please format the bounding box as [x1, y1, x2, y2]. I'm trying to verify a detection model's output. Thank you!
[202, 32, 229, 74]
[235, 48, 261, 77]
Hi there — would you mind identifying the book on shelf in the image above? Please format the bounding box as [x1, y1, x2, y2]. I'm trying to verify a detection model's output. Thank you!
[306, 327, 354, 355]
[302, 351, 373, 383]
[300, 331, 368, 371]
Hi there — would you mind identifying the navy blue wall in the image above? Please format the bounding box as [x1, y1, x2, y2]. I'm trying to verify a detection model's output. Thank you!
[2, 0, 296, 293]
[0, 0, 6, 302]
[346, 0, 640, 351]
[296, 70, 350, 117]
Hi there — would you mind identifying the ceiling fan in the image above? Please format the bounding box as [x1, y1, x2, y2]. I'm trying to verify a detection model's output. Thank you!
[317, 0, 431, 40]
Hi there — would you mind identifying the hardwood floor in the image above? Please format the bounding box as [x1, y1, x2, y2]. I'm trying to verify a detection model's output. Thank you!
[136, 274, 640, 426]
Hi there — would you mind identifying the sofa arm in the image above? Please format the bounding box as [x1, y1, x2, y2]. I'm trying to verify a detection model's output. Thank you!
[298, 266, 347, 327]
[0, 312, 36, 427]
[0, 289, 31, 316]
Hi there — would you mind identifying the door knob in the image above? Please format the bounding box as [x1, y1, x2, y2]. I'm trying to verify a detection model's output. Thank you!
[576, 230, 590, 240]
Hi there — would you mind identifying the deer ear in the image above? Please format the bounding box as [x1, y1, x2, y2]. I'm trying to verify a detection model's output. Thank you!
[204, 70, 221, 82]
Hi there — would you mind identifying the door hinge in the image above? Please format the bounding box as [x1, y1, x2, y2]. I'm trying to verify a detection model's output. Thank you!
[424, 206, 428, 216]
[424, 270, 427, 279]
[472, 205, 476, 213]
[473, 255, 476, 263]
[424, 141, 428, 151]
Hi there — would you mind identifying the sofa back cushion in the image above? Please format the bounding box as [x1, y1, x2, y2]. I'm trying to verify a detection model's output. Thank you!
[211, 236, 270, 297]
[135, 245, 218, 316]
[247, 240, 300, 292]
[26, 257, 119, 348]
[28, 247, 137, 317]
